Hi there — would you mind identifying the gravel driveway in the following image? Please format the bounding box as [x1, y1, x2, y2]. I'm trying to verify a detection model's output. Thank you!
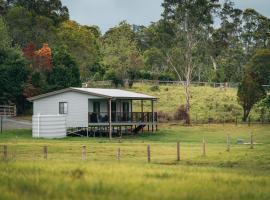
[1, 117, 32, 130]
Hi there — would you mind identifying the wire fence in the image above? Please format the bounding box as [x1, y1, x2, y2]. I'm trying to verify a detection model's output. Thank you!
[0, 132, 256, 163]
[83, 79, 270, 89]
[83, 80, 240, 88]
[158, 114, 270, 125]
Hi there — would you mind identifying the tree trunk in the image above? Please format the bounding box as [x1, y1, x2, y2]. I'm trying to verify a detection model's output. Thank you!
[184, 82, 191, 125]
[243, 108, 250, 122]
[184, 26, 193, 125]
[210, 56, 217, 71]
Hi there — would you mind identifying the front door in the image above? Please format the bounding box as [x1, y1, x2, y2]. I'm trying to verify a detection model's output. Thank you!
[122, 102, 129, 121]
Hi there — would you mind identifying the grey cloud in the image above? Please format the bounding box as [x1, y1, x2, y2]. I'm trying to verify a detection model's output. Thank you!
[62, 0, 270, 33]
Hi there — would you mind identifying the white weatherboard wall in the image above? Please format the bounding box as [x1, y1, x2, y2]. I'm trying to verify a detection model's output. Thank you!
[32, 115, 66, 138]
[33, 91, 101, 127]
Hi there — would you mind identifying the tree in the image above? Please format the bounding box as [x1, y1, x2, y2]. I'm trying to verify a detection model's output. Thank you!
[237, 49, 270, 121]
[22, 43, 53, 98]
[242, 9, 270, 55]
[134, 20, 176, 80]
[5, 6, 56, 47]
[247, 49, 270, 85]
[56, 20, 101, 81]
[143, 47, 167, 79]
[209, 0, 245, 82]
[47, 45, 81, 91]
[0, 16, 29, 113]
[23, 42, 53, 71]
[0, 0, 7, 15]
[237, 73, 266, 121]
[162, 0, 220, 124]
[0, 17, 11, 49]
[102, 21, 144, 87]
[5, 0, 69, 25]
[0, 48, 29, 113]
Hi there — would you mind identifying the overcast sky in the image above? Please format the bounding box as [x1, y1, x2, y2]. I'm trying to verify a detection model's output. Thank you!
[62, 0, 270, 33]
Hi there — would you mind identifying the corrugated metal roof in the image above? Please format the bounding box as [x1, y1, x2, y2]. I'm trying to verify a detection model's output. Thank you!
[72, 88, 156, 99]
[28, 87, 157, 101]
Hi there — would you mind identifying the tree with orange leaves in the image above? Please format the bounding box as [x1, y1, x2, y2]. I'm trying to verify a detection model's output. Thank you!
[23, 42, 52, 71]
[35, 43, 52, 71]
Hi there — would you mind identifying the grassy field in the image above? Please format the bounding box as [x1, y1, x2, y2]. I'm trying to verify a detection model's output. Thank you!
[0, 124, 270, 200]
[129, 83, 268, 122]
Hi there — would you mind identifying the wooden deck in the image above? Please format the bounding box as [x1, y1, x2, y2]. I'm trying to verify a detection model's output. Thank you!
[88, 112, 157, 124]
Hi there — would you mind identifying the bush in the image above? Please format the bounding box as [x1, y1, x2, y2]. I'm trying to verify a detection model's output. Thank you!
[104, 69, 123, 87]
[149, 85, 160, 92]
[174, 105, 189, 121]
[157, 111, 172, 122]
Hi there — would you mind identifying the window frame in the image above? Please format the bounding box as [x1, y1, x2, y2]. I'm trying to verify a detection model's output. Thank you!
[59, 102, 68, 115]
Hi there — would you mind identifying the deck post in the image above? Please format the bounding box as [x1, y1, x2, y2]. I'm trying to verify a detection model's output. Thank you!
[130, 100, 133, 122]
[151, 100, 154, 132]
[141, 100, 144, 120]
[0, 116, 3, 133]
[109, 98, 112, 140]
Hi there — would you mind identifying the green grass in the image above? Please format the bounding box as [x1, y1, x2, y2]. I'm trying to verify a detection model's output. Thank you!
[0, 125, 270, 200]
[129, 83, 267, 122]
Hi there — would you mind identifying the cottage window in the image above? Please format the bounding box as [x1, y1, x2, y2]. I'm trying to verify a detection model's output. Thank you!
[59, 102, 68, 114]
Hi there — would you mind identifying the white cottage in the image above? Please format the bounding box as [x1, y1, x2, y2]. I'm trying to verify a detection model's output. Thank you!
[28, 87, 158, 138]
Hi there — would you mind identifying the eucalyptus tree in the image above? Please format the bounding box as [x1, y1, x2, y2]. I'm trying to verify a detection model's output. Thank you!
[208, 0, 245, 82]
[242, 9, 270, 55]
[162, 0, 220, 124]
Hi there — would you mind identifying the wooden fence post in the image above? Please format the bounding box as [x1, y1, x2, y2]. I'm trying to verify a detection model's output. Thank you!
[177, 142, 180, 161]
[82, 145, 86, 160]
[116, 148, 120, 161]
[250, 131, 254, 149]
[147, 145, 151, 163]
[0, 116, 3, 133]
[202, 138, 206, 156]
[223, 116, 225, 126]
[248, 117, 251, 127]
[43, 146, 48, 160]
[226, 134, 230, 152]
[3, 145, 7, 160]
[235, 116, 238, 126]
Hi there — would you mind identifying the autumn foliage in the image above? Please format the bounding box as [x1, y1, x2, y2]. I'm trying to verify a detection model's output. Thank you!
[22, 42, 53, 98]
[23, 42, 52, 71]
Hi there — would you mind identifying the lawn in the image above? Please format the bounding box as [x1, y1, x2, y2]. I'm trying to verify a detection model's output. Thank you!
[0, 124, 270, 200]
